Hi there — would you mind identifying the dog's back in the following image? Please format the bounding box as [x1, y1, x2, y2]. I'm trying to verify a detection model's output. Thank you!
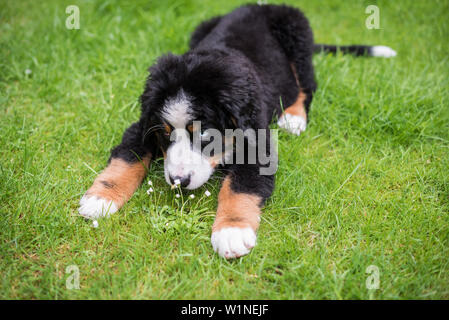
[190, 4, 307, 122]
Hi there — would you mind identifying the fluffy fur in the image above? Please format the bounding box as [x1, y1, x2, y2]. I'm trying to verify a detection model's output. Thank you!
[79, 4, 396, 258]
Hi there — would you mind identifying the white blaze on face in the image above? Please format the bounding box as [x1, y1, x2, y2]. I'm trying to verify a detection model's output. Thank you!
[162, 92, 215, 190]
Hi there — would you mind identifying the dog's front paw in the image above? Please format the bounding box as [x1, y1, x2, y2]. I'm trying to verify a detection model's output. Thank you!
[78, 195, 118, 219]
[277, 113, 307, 135]
[211, 227, 257, 259]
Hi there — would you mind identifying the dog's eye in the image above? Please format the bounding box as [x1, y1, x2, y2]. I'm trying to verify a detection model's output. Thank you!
[200, 130, 209, 138]
[187, 124, 193, 133]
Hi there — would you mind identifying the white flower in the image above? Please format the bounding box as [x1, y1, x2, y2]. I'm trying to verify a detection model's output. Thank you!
[175, 194, 180, 198]
[92, 220, 99, 228]
[25, 69, 32, 75]
[148, 180, 153, 186]
[146, 188, 153, 194]
[205, 190, 211, 197]
[189, 194, 195, 199]
[174, 179, 181, 186]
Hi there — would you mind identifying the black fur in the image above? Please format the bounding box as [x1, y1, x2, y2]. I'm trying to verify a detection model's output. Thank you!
[108, 4, 379, 203]
[314, 44, 371, 56]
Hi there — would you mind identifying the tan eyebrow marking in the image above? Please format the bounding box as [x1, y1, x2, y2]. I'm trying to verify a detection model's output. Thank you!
[163, 122, 172, 135]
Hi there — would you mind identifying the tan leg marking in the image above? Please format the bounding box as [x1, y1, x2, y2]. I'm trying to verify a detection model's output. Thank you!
[212, 177, 262, 233]
[286, 63, 307, 120]
[284, 90, 307, 121]
[211, 177, 262, 258]
[85, 155, 151, 208]
[278, 88, 308, 135]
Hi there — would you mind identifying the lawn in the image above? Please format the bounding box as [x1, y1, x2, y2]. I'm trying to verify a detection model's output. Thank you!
[1, 0, 448, 299]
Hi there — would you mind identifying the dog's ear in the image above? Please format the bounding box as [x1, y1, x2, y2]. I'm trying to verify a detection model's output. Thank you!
[219, 82, 258, 131]
[138, 53, 186, 153]
[218, 59, 260, 131]
[181, 52, 260, 131]
[221, 99, 256, 131]
[139, 52, 187, 129]
[140, 53, 185, 115]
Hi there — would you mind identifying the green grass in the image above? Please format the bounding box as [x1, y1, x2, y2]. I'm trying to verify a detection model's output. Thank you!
[1, 0, 448, 299]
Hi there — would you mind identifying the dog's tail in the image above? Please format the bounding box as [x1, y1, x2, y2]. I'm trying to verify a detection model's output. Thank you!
[314, 44, 397, 58]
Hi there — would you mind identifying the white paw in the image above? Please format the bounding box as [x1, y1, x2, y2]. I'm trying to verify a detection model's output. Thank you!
[277, 113, 307, 135]
[78, 195, 118, 219]
[370, 45, 397, 58]
[211, 227, 257, 259]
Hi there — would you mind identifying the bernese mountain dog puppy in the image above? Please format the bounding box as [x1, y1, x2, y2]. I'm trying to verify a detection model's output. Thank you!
[78, 4, 396, 259]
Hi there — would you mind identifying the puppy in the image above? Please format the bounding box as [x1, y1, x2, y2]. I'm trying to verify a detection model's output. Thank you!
[79, 4, 396, 258]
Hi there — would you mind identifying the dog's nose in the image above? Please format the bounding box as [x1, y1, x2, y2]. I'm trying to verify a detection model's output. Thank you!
[169, 175, 191, 188]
